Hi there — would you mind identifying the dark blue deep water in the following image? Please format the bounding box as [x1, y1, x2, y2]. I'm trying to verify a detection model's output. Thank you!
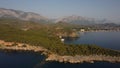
[0, 32, 120, 68]
[0, 52, 120, 68]
[65, 32, 120, 50]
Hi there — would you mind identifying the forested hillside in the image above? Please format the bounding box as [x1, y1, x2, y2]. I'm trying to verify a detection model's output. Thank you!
[0, 19, 120, 56]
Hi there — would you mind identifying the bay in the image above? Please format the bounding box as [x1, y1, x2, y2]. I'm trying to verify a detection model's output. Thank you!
[65, 32, 120, 50]
[0, 52, 120, 68]
[0, 32, 120, 68]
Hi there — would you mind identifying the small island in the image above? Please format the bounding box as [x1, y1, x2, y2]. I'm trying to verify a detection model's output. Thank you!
[0, 19, 120, 63]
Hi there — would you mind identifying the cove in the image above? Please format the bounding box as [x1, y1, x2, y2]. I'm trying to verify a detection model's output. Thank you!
[65, 32, 120, 50]
[0, 52, 120, 68]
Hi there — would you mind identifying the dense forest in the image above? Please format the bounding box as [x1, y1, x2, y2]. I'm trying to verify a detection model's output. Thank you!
[0, 18, 120, 56]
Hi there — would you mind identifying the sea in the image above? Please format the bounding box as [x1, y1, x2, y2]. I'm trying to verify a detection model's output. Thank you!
[0, 32, 120, 68]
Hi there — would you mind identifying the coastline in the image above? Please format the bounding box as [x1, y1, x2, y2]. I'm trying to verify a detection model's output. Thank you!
[0, 40, 120, 64]
[79, 30, 120, 32]
[46, 54, 120, 63]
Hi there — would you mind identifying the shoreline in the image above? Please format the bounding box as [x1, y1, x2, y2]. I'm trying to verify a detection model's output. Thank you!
[46, 54, 120, 63]
[79, 30, 120, 33]
[0, 40, 120, 64]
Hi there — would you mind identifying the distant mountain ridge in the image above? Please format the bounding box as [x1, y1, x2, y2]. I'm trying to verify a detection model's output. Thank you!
[0, 8, 48, 22]
[55, 15, 97, 25]
[0, 8, 111, 25]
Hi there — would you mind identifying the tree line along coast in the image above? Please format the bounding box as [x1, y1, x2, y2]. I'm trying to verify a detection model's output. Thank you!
[0, 19, 120, 63]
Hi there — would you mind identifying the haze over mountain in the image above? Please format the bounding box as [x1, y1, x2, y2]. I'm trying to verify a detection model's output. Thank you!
[0, 8, 48, 22]
[0, 8, 113, 25]
[55, 15, 99, 25]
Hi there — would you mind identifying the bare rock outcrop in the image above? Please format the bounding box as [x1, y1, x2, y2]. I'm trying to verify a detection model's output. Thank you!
[46, 54, 120, 63]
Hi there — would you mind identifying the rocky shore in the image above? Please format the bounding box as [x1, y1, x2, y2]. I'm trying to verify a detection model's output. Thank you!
[0, 40, 120, 64]
[0, 40, 49, 55]
[46, 54, 120, 63]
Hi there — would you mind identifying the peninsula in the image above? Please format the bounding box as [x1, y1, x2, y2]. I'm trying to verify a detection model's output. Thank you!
[0, 18, 120, 64]
[0, 40, 120, 63]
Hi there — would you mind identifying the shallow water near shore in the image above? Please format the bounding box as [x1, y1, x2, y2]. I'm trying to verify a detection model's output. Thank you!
[0, 52, 120, 68]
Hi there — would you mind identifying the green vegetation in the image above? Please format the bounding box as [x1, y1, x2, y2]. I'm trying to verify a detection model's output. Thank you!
[0, 19, 120, 56]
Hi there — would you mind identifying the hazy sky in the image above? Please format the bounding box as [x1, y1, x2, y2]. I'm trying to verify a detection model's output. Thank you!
[0, 0, 120, 22]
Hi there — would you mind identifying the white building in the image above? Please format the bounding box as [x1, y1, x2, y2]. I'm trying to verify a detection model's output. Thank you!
[61, 38, 65, 42]
[80, 29, 85, 32]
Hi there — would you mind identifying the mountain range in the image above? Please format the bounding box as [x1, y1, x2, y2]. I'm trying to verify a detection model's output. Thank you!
[0, 8, 109, 25]
[0, 8, 48, 22]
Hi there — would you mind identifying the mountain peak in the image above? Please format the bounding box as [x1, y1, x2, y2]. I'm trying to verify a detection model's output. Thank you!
[0, 8, 109, 25]
[0, 8, 48, 22]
